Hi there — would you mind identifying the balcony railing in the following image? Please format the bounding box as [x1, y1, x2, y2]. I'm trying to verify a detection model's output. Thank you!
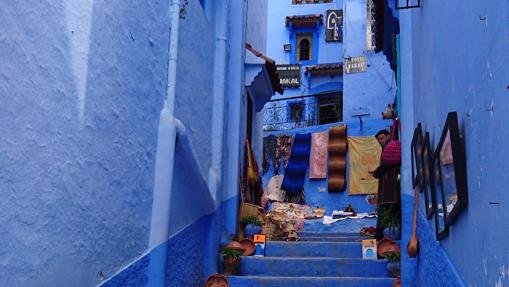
[263, 94, 342, 131]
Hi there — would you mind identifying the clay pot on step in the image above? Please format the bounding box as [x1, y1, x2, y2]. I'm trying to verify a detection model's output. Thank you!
[223, 256, 241, 276]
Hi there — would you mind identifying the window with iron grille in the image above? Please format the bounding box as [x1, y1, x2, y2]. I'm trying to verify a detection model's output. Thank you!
[289, 101, 305, 122]
[318, 93, 343, 124]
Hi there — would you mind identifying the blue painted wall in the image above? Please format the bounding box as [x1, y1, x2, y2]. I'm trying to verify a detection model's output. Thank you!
[174, 0, 215, 178]
[399, 1, 509, 286]
[101, 0, 269, 285]
[0, 1, 170, 286]
[0, 0, 258, 286]
[343, 0, 396, 121]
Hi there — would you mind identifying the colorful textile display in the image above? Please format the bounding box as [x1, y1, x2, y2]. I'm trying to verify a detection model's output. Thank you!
[267, 202, 311, 232]
[271, 202, 310, 218]
[347, 136, 381, 195]
[262, 135, 277, 175]
[381, 118, 401, 165]
[242, 139, 263, 205]
[309, 131, 329, 179]
[327, 125, 348, 192]
[265, 175, 285, 202]
[275, 135, 294, 174]
[281, 133, 311, 203]
[263, 135, 294, 175]
[267, 211, 305, 232]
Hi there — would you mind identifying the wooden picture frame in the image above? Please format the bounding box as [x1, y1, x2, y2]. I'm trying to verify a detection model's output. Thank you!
[411, 123, 423, 188]
[433, 150, 449, 240]
[421, 132, 435, 219]
[435, 112, 468, 227]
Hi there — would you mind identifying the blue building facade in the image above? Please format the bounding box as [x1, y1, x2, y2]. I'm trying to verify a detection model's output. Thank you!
[265, 0, 396, 132]
[265, 0, 344, 131]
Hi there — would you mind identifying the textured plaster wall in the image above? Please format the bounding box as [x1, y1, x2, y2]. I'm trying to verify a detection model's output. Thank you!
[414, 197, 464, 286]
[246, 0, 268, 53]
[100, 197, 228, 287]
[342, 52, 396, 120]
[174, 0, 215, 178]
[343, 0, 396, 121]
[246, 0, 269, 167]
[402, 1, 509, 286]
[0, 1, 170, 286]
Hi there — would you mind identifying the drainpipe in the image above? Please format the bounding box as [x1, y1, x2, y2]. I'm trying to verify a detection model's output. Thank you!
[147, 0, 182, 286]
[208, 0, 228, 203]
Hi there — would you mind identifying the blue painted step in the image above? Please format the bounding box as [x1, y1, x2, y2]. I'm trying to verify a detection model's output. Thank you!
[228, 276, 394, 287]
[298, 232, 363, 237]
[299, 236, 368, 242]
[240, 257, 389, 277]
[266, 241, 362, 258]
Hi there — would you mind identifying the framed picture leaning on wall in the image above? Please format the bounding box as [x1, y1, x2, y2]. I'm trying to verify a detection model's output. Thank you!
[411, 123, 423, 189]
[433, 148, 449, 240]
[421, 132, 436, 220]
[434, 112, 468, 227]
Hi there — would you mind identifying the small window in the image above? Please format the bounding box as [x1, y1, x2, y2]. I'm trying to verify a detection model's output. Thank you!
[318, 93, 343, 124]
[296, 33, 313, 62]
[299, 39, 310, 61]
[290, 102, 304, 122]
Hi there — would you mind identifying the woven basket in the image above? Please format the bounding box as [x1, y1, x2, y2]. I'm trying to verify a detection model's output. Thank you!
[262, 217, 283, 241]
[240, 203, 264, 219]
[239, 203, 266, 240]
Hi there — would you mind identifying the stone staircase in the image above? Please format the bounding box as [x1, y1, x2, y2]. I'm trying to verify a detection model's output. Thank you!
[228, 232, 395, 287]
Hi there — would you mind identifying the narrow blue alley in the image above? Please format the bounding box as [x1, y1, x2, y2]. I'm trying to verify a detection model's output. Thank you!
[1, 1, 508, 287]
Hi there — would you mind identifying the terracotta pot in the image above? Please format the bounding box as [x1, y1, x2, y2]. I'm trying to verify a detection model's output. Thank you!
[226, 241, 244, 251]
[377, 238, 400, 257]
[223, 256, 241, 276]
[239, 239, 256, 256]
[206, 273, 228, 287]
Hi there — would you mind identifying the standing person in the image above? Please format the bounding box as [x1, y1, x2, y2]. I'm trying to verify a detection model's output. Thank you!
[370, 129, 401, 241]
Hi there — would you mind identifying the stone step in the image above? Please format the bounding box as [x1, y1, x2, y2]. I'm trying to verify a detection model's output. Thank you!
[298, 236, 368, 242]
[240, 257, 389, 277]
[266, 241, 362, 258]
[228, 276, 395, 287]
[298, 232, 363, 238]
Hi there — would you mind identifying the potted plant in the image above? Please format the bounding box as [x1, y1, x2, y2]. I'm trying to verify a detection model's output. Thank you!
[240, 216, 263, 239]
[381, 206, 401, 240]
[382, 251, 401, 278]
[222, 247, 244, 276]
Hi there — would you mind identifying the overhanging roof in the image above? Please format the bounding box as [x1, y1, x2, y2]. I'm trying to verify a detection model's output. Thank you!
[305, 62, 343, 76]
[285, 14, 323, 28]
[245, 43, 284, 112]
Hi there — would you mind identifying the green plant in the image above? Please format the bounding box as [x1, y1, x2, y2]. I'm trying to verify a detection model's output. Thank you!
[380, 206, 401, 228]
[221, 248, 244, 260]
[382, 251, 401, 262]
[240, 215, 263, 226]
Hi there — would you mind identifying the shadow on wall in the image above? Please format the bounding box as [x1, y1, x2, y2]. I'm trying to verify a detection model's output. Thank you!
[0, 0, 170, 286]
